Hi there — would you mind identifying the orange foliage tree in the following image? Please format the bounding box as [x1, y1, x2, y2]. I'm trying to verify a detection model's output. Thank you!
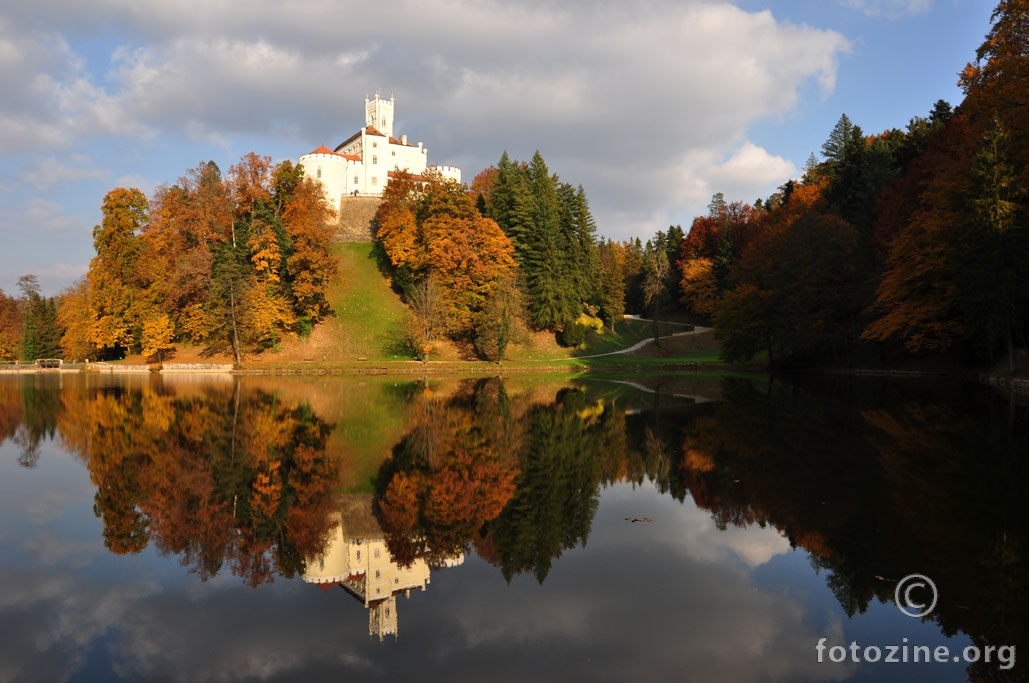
[375, 170, 518, 348]
[80, 153, 341, 360]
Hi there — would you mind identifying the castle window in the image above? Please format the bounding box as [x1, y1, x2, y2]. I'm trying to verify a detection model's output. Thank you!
[356, 550, 361, 560]
[372, 141, 377, 148]
[374, 548, 380, 558]
[371, 177, 378, 185]
[316, 168, 322, 179]
[372, 155, 378, 165]
[392, 151, 396, 156]
[375, 570, 381, 579]
[354, 175, 359, 184]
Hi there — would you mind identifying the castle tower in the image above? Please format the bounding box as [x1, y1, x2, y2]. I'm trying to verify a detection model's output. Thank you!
[369, 596, 398, 641]
[365, 91, 395, 139]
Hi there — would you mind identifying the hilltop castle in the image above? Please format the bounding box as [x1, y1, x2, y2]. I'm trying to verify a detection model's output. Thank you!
[299, 92, 461, 215]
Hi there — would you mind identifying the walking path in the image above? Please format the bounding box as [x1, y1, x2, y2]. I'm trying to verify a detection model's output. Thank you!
[571, 318, 712, 360]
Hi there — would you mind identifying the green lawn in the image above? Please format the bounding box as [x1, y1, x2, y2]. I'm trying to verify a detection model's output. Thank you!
[323, 242, 410, 361]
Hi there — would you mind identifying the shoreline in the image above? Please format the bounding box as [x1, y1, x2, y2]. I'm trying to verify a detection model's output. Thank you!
[3, 360, 1026, 396]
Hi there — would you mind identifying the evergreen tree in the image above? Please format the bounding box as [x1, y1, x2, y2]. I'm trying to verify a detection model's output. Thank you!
[961, 113, 1028, 371]
[597, 240, 625, 331]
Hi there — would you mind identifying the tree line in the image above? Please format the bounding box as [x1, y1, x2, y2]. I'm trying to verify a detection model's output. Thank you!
[673, 1, 1028, 370]
[375, 151, 638, 360]
[4, 153, 341, 364]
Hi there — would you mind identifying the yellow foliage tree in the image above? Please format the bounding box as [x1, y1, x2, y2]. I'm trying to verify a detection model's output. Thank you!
[679, 257, 719, 316]
[141, 314, 175, 361]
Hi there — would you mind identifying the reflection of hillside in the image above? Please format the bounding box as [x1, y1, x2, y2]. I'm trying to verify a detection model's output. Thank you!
[670, 377, 1029, 682]
[54, 377, 341, 586]
[303, 494, 463, 641]
[375, 378, 632, 584]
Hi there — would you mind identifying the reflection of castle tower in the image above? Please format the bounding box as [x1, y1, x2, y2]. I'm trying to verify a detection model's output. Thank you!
[301, 494, 463, 641]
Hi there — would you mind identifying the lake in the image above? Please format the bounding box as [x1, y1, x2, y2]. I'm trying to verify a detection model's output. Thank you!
[0, 371, 1025, 682]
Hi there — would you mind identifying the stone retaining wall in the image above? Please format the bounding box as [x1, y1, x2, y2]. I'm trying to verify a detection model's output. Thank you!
[161, 363, 234, 373]
[336, 196, 380, 242]
[87, 363, 152, 374]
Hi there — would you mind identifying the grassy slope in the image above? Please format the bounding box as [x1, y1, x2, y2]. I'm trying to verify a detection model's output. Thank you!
[314, 242, 410, 361]
[124, 241, 722, 367]
[263, 243, 723, 367]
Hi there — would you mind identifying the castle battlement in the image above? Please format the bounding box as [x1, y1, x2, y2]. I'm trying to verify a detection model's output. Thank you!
[298, 94, 461, 212]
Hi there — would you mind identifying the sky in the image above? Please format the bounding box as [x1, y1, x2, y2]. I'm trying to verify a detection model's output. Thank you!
[0, 0, 996, 296]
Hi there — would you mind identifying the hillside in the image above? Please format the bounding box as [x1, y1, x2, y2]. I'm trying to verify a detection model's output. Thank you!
[121, 241, 719, 368]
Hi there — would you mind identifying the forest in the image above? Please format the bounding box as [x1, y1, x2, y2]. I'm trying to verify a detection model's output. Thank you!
[0, 153, 341, 363]
[0, 1, 1023, 371]
[677, 1, 1028, 370]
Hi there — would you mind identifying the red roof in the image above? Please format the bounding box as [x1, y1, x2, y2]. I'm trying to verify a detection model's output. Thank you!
[365, 125, 385, 137]
[388, 170, 427, 182]
[306, 146, 362, 163]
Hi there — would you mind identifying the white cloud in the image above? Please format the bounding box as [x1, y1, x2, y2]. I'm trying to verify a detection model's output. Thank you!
[0, 22, 147, 153]
[839, 0, 932, 18]
[25, 156, 109, 191]
[0, 0, 850, 248]
[33, 262, 89, 290]
[698, 142, 799, 206]
[20, 198, 76, 233]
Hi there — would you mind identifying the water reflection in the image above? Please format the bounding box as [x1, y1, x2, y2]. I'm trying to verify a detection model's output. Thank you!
[13, 374, 342, 585]
[0, 372, 1026, 681]
[303, 493, 464, 641]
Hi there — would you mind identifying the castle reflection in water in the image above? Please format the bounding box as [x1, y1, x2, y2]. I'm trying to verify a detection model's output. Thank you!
[302, 494, 463, 641]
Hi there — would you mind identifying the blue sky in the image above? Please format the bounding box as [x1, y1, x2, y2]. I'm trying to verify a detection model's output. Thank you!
[0, 0, 995, 295]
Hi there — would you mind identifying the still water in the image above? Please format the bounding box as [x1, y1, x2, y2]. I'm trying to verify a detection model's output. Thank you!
[0, 372, 1025, 682]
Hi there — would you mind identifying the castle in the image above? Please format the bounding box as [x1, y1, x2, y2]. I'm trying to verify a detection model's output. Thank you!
[298, 92, 462, 215]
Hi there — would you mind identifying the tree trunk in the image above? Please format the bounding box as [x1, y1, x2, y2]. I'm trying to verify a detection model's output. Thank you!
[1007, 317, 1016, 374]
[229, 285, 241, 365]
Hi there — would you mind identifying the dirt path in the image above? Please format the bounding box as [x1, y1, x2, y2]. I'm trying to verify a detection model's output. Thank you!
[571, 320, 712, 360]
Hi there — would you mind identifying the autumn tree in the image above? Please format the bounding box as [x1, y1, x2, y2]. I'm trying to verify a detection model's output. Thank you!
[376, 170, 517, 356]
[83, 154, 340, 363]
[88, 188, 148, 357]
[405, 275, 447, 362]
[0, 289, 22, 361]
[141, 314, 176, 362]
[717, 183, 862, 365]
[57, 279, 95, 361]
[641, 242, 670, 343]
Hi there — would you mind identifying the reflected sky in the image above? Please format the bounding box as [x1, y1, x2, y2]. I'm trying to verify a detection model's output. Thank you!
[0, 373, 1022, 682]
